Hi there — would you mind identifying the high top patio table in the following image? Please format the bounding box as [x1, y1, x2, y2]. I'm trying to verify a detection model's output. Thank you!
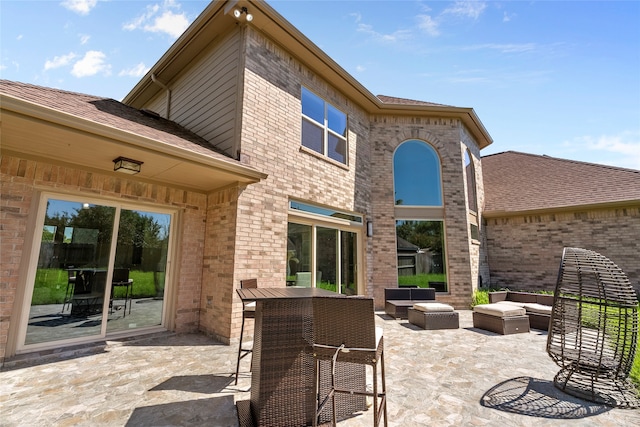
[236, 287, 366, 426]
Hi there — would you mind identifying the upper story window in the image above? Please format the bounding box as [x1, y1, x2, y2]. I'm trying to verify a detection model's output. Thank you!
[393, 140, 442, 206]
[301, 87, 347, 164]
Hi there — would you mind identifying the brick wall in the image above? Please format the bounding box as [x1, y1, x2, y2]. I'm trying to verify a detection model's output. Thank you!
[485, 206, 640, 294]
[232, 28, 485, 314]
[368, 121, 481, 309]
[0, 154, 207, 361]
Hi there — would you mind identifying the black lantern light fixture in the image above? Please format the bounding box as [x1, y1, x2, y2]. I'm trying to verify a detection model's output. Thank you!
[113, 157, 143, 175]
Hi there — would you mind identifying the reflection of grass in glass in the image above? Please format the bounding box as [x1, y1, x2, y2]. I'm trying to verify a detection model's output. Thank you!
[398, 273, 446, 288]
[317, 282, 336, 292]
[31, 269, 160, 305]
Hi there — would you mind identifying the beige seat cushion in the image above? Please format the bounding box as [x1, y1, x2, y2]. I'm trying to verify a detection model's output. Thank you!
[523, 303, 552, 315]
[413, 302, 454, 313]
[473, 303, 526, 317]
[495, 300, 526, 308]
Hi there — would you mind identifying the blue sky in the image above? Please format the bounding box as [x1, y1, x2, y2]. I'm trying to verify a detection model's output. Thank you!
[2, 0, 639, 169]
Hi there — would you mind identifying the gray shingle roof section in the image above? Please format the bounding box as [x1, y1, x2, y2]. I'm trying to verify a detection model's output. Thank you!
[0, 79, 233, 160]
[482, 151, 640, 214]
[377, 95, 452, 108]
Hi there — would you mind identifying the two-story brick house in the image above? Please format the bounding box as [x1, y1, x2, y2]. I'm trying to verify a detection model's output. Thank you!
[0, 0, 491, 363]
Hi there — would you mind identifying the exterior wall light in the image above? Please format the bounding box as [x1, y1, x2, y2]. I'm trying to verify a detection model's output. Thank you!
[113, 157, 143, 174]
[367, 220, 373, 237]
[233, 7, 253, 22]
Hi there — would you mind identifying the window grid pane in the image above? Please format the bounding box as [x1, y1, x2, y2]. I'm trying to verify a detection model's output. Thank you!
[301, 87, 347, 164]
[302, 119, 324, 154]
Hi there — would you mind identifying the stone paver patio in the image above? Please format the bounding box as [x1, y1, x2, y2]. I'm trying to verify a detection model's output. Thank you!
[2, 310, 638, 426]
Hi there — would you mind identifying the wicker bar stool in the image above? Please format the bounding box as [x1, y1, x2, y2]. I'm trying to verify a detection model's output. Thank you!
[312, 296, 387, 427]
[547, 247, 639, 408]
[235, 278, 257, 385]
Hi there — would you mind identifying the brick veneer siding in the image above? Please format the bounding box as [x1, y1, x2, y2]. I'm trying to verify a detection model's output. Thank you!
[369, 121, 483, 309]
[0, 154, 207, 362]
[485, 206, 640, 294]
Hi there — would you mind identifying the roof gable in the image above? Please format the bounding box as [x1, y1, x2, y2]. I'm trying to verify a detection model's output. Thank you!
[122, 0, 492, 149]
[482, 151, 640, 215]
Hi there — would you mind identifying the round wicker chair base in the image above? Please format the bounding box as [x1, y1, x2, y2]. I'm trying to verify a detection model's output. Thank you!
[553, 368, 640, 409]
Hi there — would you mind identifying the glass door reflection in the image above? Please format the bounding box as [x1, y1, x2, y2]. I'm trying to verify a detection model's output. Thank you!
[107, 209, 170, 333]
[24, 198, 172, 347]
[25, 200, 114, 345]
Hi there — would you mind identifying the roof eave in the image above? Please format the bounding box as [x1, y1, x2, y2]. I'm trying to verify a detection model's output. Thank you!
[483, 200, 640, 218]
[123, 0, 493, 149]
[1, 94, 267, 185]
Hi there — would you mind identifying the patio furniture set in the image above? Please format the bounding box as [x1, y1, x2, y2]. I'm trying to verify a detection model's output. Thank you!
[471, 290, 554, 335]
[235, 286, 387, 427]
[234, 246, 637, 426]
[384, 287, 459, 330]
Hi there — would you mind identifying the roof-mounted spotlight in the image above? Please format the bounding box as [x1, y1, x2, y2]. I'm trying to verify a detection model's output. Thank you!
[233, 7, 253, 22]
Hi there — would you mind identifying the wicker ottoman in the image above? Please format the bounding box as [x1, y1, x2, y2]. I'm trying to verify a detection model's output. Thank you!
[472, 303, 530, 335]
[408, 303, 459, 330]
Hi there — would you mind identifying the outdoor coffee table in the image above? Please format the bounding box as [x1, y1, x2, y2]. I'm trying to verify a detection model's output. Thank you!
[236, 287, 366, 426]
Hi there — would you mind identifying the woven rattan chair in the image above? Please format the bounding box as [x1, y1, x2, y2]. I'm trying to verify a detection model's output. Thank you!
[312, 296, 387, 427]
[547, 247, 639, 408]
[235, 278, 257, 385]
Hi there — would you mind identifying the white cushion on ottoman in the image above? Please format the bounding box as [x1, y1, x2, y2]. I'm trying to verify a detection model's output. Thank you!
[413, 302, 454, 313]
[473, 303, 526, 317]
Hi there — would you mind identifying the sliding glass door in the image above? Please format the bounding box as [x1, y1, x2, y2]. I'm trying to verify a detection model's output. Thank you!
[287, 223, 359, 295]
[21, 195, 172, 349]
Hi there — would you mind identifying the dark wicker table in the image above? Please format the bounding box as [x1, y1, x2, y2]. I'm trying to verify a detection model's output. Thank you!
[236, 288, 365, 426]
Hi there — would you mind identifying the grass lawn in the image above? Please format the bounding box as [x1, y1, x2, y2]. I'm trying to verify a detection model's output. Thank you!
[32, 268, 161, 305]
[398, 273, 447, 288]
[472, 289, 640, 395]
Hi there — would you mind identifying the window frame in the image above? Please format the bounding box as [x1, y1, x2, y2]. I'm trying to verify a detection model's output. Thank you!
[393, 140, 449, 292]
[301, 87, 348, 165]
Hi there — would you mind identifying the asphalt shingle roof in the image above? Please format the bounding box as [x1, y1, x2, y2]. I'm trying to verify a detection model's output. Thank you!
[482, 151, 640, 214]
[377, 95, 452, 108]
[0, 79, 233, 161]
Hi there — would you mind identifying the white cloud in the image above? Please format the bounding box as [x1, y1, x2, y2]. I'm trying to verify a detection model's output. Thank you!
[61, 0, 98, 16]
[462, 43, 537, 54]
[17, 34, 23, 41]
[565, 131, 640, 169]
[355, 65, 366, 73]
[119, 62, 150, 77]
[503, 12, 515, 23]
[79, 34, 90, 45]
[146, 10, 189, 38]
[356, 22, 411, 43]
[44, 53, 77, 70]
[71, 50, 110, 77]
[123, 0, 190, 39]
[443, 1, 487, 20]
[417, 14, 440, 36]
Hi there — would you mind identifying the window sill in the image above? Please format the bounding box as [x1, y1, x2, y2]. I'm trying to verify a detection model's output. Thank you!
[299, 146, 349, 171]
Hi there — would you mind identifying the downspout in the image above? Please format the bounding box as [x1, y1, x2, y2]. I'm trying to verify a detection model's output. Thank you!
[151, 73, 171, 119]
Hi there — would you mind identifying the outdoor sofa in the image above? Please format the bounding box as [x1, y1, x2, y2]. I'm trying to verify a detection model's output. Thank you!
[489, 291, 554, 330]
[384, 287, 436, 319]
[472, 290, 553, 334]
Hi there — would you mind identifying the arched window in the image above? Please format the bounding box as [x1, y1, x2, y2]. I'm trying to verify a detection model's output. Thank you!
[393, 140, 442, 206]
[393, 140, 447, 292]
